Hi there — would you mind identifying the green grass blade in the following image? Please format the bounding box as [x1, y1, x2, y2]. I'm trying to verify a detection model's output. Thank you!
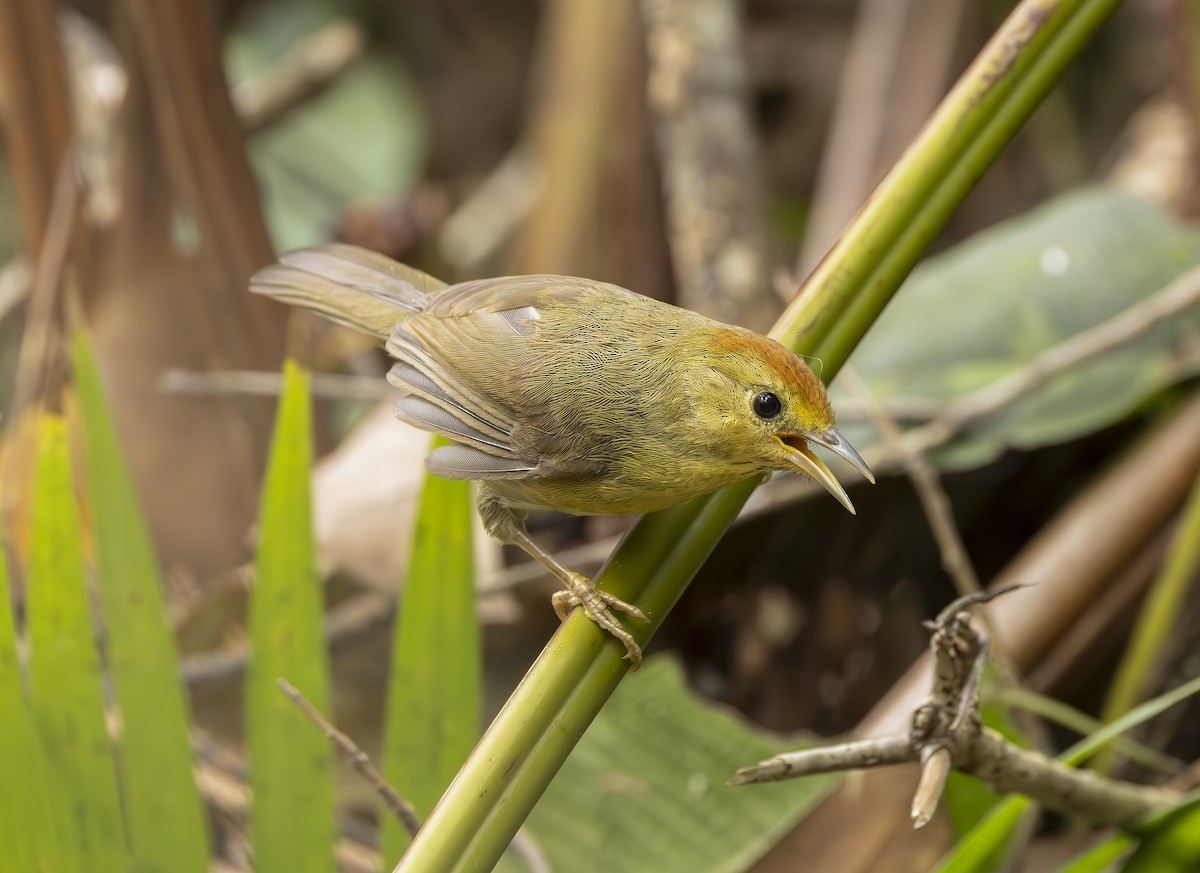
[1055, 836, 1131, 872]
[380, 436, 480, 862]
[1099, 469, 1200, 765]
[26, 415, 129, 872]
[72, 321, 210, 872]
[0, 522, 62, 872]
[933, 797, 1032, 873]
[1120, 793, 1200, 873]
[246, 361, 336, 873]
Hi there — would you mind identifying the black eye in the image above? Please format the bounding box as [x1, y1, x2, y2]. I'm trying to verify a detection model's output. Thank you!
[752, 391, 782, 420]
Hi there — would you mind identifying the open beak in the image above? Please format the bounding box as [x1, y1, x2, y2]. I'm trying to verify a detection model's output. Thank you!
[777, 428, 875, 515]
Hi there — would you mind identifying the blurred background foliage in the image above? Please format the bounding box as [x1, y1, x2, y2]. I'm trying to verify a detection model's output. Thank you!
[2, 0, 1200, 871]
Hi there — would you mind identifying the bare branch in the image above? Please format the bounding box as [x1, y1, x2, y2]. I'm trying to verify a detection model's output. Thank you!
[734, 588, 1181, 829]
[842, 366, 982, 598]
[732, 736, 914, 784]
[277, 677, 421, 838]
[161, 368, 391, 401]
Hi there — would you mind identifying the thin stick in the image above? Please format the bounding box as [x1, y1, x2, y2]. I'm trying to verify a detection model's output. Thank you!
[277, 677, 421, 837]
[842, 366, 982, 597]
[161, 368, 392, 401]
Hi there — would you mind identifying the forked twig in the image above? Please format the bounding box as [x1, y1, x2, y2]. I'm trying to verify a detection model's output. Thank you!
[734, 587, 1180, 829]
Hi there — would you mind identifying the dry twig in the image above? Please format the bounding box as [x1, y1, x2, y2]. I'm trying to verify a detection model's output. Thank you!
[734, 588, 1181, 829]
[841, 366, 982, 598]
[276, 678, 551, 872]
[278, 677, 422, 837]
[161, 368, 392, 401]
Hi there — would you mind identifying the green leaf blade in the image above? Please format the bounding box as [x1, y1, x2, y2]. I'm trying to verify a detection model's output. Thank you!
[246, 361, 336, 873]
[381, 436, 480, 861]
[26, 415, 129, 872]
[72, 322, 210, 872]
[0, 517, 62, 872]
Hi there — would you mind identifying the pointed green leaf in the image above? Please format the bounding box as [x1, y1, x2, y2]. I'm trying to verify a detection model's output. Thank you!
[1054, 836, 1131, 872]
[26, 415, 129, 872]
[0, 520, 63, 872]
[247, 361, 335, 873]
[73, 322, 210, 872]
[381, 435, 480, 861]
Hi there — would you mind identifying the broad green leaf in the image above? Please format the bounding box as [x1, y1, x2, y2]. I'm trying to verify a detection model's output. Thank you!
[494, 657, 838, 873]
[838, 187, 1200, 470]
[381, 435, 480, 861]
[26, 415, 128, 872]
[0, 522, 61, 872]
[73, 323, 209, 872]
[247, 362, 335, 873]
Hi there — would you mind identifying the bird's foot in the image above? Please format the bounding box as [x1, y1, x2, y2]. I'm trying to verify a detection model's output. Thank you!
[551, 576, 648, 670]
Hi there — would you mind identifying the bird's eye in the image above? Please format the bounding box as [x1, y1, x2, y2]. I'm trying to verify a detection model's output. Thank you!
[752, 391, 783, 420]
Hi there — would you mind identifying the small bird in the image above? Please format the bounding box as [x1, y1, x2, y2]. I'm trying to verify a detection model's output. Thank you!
[251, 244, 873, 668]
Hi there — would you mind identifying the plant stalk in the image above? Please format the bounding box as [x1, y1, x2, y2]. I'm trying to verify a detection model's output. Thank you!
[393, 1, 1125, 870]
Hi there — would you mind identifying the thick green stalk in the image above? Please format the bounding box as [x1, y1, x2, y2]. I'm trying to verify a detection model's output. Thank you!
[393, 1, 1123, 870]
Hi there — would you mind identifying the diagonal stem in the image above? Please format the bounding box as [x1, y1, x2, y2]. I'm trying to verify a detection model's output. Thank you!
[392, 1, 1125, 870]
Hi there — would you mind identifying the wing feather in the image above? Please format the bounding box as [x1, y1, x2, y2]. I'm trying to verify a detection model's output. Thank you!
[426, 445, 535, 479]
[250, 243, 447, 338]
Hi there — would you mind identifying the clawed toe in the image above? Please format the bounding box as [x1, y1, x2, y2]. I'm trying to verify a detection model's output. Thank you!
[550, 577, 645, 669]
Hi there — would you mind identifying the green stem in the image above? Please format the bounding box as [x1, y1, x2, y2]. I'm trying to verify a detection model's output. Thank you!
[393, 1, 1124, 870]
[1100, 468, 1200, 743]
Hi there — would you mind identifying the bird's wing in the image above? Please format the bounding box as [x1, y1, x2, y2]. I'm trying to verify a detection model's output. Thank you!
[417, 274, 612, 320]
[386, 354, 536, 479]
[385, 275, 628, 480]
[250, 243, 447, 338]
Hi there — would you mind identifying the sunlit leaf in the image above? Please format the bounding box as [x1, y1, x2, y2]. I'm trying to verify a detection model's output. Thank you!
[26, 415, 128, 871]
[0, 520, 61, 872]
[73, 321, 209, 872]
[247, 362, 336, 873]
[381, 435, 480, 862]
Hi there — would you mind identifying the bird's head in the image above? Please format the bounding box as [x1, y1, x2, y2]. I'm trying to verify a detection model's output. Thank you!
[685, 327, 875, 513]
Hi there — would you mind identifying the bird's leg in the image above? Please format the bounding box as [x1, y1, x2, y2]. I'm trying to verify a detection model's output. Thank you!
[478, 491, 647, 668]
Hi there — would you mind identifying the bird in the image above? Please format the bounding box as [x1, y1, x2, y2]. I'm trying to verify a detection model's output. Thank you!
[250, 243, 873, 668]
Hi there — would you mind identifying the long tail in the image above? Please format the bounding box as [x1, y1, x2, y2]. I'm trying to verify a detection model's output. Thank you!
[249, 243, 448, 339]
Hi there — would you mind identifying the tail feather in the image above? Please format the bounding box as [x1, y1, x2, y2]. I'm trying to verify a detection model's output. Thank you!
[250, 243, 448, 339]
